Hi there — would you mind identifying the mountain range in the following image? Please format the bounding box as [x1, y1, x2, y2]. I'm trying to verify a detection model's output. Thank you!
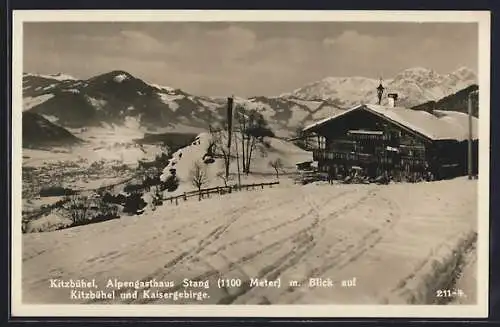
[281, 67, 477, 107]
[22, 66, 478, 144]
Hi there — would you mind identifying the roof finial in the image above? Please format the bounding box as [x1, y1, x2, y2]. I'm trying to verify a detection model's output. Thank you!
[377, 77, 385, 105]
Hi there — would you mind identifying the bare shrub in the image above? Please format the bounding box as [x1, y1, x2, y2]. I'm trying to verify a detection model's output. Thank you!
[269, 158, 284, 179]
[67, 195, 91, 225]
[152, 185, 163, 206]
[96, 200, 119, 219]
[216, 171, 229, 187]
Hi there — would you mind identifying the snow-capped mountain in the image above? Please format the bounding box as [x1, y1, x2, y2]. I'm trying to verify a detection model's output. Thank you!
[23, 70, 227, 130]
[282, 76, 382, 105]
[23, 72, 77, 82]
[368, 67, 478, 108]
[22, 67, 477, 137]
[283, 67, 477, 108]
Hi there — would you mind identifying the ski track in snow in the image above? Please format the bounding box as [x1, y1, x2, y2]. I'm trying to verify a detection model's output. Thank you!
[22, 178, 477, 305]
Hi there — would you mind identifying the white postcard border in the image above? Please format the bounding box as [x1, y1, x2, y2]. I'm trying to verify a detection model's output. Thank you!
[11, 9, 491, 318]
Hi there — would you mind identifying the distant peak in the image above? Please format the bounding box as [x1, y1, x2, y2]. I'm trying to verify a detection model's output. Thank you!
[108, 70, 134, 82]
[22, 72, 77, 81]
[320, 75, 373, 82]
[86, 70, 135, 83]
[451, 66, 476, 77]
[399, 67, 436, 75]
[454, 66, 474, 73]
[108, 70, 133, 77]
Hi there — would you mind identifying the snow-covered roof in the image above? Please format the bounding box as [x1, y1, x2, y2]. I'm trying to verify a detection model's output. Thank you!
[303, 104, 478, 142]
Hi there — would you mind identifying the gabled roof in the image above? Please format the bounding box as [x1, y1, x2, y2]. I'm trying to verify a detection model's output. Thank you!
[303, 104, 478, 142]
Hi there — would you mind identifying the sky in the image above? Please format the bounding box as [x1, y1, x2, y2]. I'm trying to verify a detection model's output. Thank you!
[23, 22, 478, 97]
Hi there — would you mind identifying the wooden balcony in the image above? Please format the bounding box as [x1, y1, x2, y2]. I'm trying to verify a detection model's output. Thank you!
[313, 150, 384, 164]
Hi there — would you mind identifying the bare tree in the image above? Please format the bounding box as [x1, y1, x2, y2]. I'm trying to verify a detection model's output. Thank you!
[210, 130, 233, 180]
[234, 107, 274, 175]
[242, 109, 274, 174]
[269, 158, 284, 179]
[190, 161, 208, 200]
[236, 106, 248, 174]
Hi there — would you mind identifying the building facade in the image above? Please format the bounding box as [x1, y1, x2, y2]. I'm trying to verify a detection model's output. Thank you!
[302, 103, 478, 181]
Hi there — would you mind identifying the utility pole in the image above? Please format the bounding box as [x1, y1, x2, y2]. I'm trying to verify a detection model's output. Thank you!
[226, 96, 234, 180]
[468, 89, 478, 180]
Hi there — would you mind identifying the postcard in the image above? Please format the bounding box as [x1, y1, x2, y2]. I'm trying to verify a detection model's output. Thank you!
[11, 9, 491, 318]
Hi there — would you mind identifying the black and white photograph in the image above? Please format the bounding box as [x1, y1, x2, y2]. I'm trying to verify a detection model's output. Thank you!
[11, 10, 490, 318]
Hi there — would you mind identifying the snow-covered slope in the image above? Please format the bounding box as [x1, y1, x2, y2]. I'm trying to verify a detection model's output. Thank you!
[159, 132, 217, 195]
[159, 132, 312, 195]
[22, 177, 477, 304]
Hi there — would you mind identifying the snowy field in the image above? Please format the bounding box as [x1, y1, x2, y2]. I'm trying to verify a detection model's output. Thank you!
[22, 177, 477, 305]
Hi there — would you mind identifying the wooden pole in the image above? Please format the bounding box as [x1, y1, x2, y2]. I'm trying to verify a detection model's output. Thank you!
[468, 91, 474, 180]
[226, 97, 234, 180]
[235, 129, 241, 188]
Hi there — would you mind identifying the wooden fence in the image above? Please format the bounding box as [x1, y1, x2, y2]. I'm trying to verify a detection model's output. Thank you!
[164, 181, 280, 205]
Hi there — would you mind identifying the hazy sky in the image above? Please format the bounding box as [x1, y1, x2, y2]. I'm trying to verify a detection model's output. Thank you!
[23, 22, 478, 97]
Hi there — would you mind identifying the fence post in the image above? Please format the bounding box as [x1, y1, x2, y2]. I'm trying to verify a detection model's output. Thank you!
[207, 190, 210, 198]
[175, 197, 178, 206]
[170, 197, 173, 204]
[183, 192, 187, 201]
[261, 184, 264, 189]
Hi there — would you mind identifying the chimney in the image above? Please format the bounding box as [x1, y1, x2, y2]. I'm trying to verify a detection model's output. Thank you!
[388, 93, 398, 108]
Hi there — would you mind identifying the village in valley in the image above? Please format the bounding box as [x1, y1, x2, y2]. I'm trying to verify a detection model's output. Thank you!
[20, 21, 480, 306]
